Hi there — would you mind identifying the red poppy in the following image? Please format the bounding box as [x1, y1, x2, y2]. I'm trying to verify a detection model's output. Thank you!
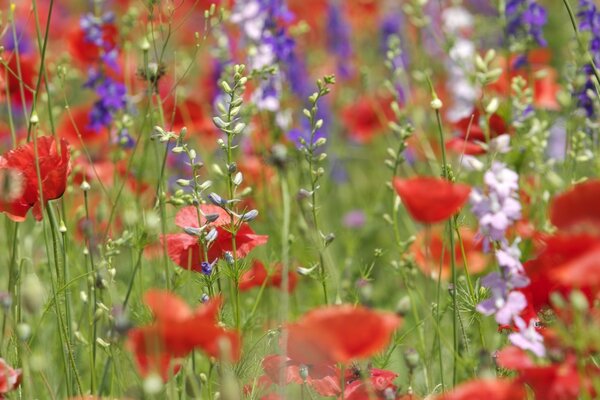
[286, 305, 401, 378]
[411, 227, 488, 280]
[436, 379, 525, 400]
[454, 109, 507, 142]
[162, 205, 268, 272]
[497, 346, 592, 400]
[239, 260, 298, 293]
[259, 354, 341, 397]
[446, 108, 508, 156]
[393, 177, 471, 224]
[341, 96, 393, 143]
[163, 98, 219, 143]
[445, 137, 487, 156]
[549, 180, 600, 234]
[525, 234, 599, 311]
[0, 358, 21, 397]
[1, 53, 38, 105]
[489, 50, 560, 111]
[343, 367, 398, 400]
[128, 290, 240, 381]
[0, 136, 71, 221]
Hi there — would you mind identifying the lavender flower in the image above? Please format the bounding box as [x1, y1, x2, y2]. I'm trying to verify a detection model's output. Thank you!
[470, 162, 522, 247]
[326, 3, 354, 78]
[477, 241, 529, 325]
[575, 0, 600, 117]
[80, 10, 131, 144]
[343, 210, 366, 229]
[506, 0, 548, 48]
[473, 162, 544, 356]
[509, 317, 546, 357]
[442, 6, 479, 121]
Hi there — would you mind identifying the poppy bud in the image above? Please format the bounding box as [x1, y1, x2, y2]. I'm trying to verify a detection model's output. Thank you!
[21, 274, 46, 314]
[396, 296, 411, 317]
[143, 373, 163, 395]
[16, 323, 31, 341]
[404, 348, 420, 371]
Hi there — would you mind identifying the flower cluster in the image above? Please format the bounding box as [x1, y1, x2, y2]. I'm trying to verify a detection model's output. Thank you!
[506, 0, 548, 48]
[326, 3, 354, 79]
[231, 0, 299, 112]
[472, 162, 544, 356]
[575, 0, 600, 117]
[470, 162, 521, 249]
[442, 6, 479, 122]
[80, 12, 130, 145]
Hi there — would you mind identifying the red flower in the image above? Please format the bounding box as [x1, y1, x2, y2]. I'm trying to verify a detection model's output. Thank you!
[0, 136, 71, 221]
[498, 346, 593, 400]
[162, 205, 268, 272]
[0, 358, 21, 397]
[343, 368, 398, 400]
[67, 22, 118, 67]
[525, 234, 600, 311]
[549, 180, 600, 234]
[411, 227, 488, 280]
[1, 53, 37, 105]
[436, 379, 525, 400]
[258, 354, 341, 397]
[342, 96, 393, 144]
[128, 290, 240, 381]
[239, 260, 298, 292]
[446, 108, 508, 156]
[286, 305, 401, 378]
[393, 177, 471, 224]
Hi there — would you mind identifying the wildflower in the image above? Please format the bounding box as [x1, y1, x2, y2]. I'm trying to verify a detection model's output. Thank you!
[238, 260, 298, 292]
[436, 378, 525, 399]
[1, 53, 38, 105]
[506, 0, 548, 47]
[326, 3, 354, 78]
[575, 0, 600, 117]
[341, 96, 394, 144]
[446, 108, 508, 155]
[0, 358, 21, 397]
[128, 290, 240, 381]
[549, 179, 600, 233]
[162, 205, 268, 272]
[0, 137, 71, 221]
[393, 177, 471, 224]
[342, 210, 366, 229]
[411, 227, 488, 280]
[470, 162, 521, 246]
[286, 305, 401, 378]
[508, 317, 545, 357]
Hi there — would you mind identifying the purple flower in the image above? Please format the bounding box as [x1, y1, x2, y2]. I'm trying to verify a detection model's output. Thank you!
[509, 317, 546, 357]
[506, 0, 547, 48]
[477, 272, 527, 325]
[326, 3, 354, 78]
[471, 162, 522, 248]
[575, 1, 600, 117]
[343, 210, 366, 229]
